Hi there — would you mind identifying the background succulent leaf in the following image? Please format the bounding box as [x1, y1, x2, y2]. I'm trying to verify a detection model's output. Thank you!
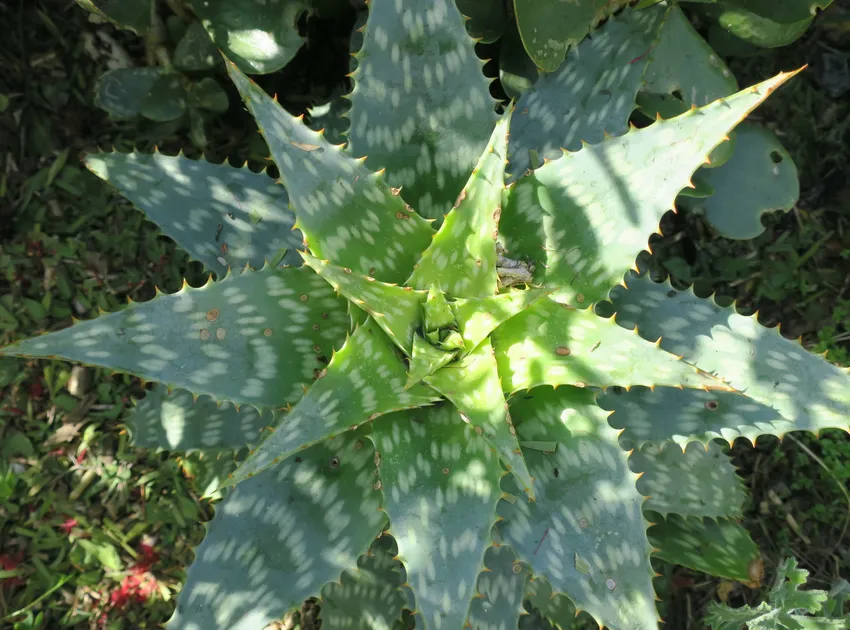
[85, 151, 302, 274]
[605, 273, 850, 439]
[406, 112, 510, 298]
[465, 545, 532, 630]
[707, 4, 814, 48]
[193, 0, 307, 74]
[455, 0, 508, 43]
[688, 0, 832, 24]
[426, 340, 535, 497]
[168, 428, 385, 630]
[502, 70, 797, 307]
[523, 577, 582, 630]
[498, 386, 658, 630]
[679, 123, 800, 239]
[318, 534, 411, 630]
[129, 386, 274, 451]
[370, 404, 503, 630]
[346, 0, 498, 223]
[139, 72, 188, 122]
[507, 4, 670, 181]
[647, 513, 763, 585]
[76, 0, 152, 34]
[629, 442, 747, 519]
[226, 61, 434, 283]
[94, 67, 167, 120]
[226, 319, 442, 487]
[0, 266, 349, 409]
[452, 288, 550, 353]
[187, 78, 230, 114]
[302, 253, 426, 355]
[491, 297, 723, 394]
[174, 20, 221, 72]
[511, 0, 634, 72]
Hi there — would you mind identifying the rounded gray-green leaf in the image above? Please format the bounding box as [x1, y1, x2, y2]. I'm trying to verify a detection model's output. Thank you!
[680, 123, 799, 239]
[167, 428, 386, 630]
[455, 0, 508, 43]
[139, 72, 188, 122]
[94, 67, 164, 120]
[713, 5, 813, 48]
[188, 78, 230, 114]
[174, 20, 221, 72]
[193, 0, 308, 74]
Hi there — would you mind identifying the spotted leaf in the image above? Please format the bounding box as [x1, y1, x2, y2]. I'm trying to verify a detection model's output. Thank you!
[512, 0, 634, 72]
[226, 61, 433, 283]
[194, 0, 307, 74]
[224, 320, 442, 487]
[452, 288, 550, 354]
[501, 70, 799, 307]
[168, 428, 385, 630]
[491, 297, 723, 395]
[679, 124, 799, 239]
[406, 334, 456, 389]
[318, 534, 412, 630]
[84, 151, 302, 275]
[346, 0, 498, 223]
[604, 272, 850, 441]
[129, 386, 274, 452]
[466, 545, 531, 630]
[629, 442, 747, 519]
[0, 266, 349, 410]
[370, 404, 503, 630]
[425, 340, 535, 498]
[302, 252, 426, 355]
[406, 111, 511, 298]
[498, 386, 658, 630]
[647, 513, 763, 586]
[507, 3, 670, 180]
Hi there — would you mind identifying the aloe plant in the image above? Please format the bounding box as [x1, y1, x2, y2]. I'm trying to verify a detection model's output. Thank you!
[4, 1, 849, 629]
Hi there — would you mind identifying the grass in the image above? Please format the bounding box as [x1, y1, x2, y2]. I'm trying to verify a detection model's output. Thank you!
[0, 0, 848, 628]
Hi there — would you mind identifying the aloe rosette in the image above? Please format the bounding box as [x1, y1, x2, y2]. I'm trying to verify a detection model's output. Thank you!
[4, 1, 849, 629]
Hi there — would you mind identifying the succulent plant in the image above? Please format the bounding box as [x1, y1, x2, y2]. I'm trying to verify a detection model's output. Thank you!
[4, 1, 848, 629]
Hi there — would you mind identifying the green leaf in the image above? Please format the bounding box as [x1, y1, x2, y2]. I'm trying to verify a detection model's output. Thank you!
[640, 4, 738, 110]
[174, 21, 220, 72]
[139, 72, 187, 122]
[406, 334, 456, 389]
[630, 442, 746, 519]
[75, 538, 122, 572]
[507, 4, 670, 180]
[647, 513, 762, 585]
[224, 320, 441, 487]
[0, 266, 349, 409]
[76, 0, 151, 34]
[466, 545, 531, 630]
[603, 273, 850, 444]
[524, 577, 581, 630]
[456, 0, 508, 43]
[406, 113, 510, 298]
[370, 404, 503, 630]
[128, 385, 275, 451]
[94, 67, 164, 120]
[84, 151, 303, 274]
[319, 534, 411, 630]
[498, 386, 658, 630]
[225, 61, 434, 283]
[696, 0, 832, 24]
[452, 289, 550, 354]
[512, 0, 634, 72]
[502, 70, 799, 307]
[426, 340, 535, 497]
[302, 253, 426, 355]
[680, 124, 799, 239]
[711, 5, 813, 48]
[188, 78, 229, 114]
[423, 286, 456, 333]
[168, 428, 385, 630]
[346, 0, 498, 222]
[491, 297, 723, 395]
[194, 0, 307, 74]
